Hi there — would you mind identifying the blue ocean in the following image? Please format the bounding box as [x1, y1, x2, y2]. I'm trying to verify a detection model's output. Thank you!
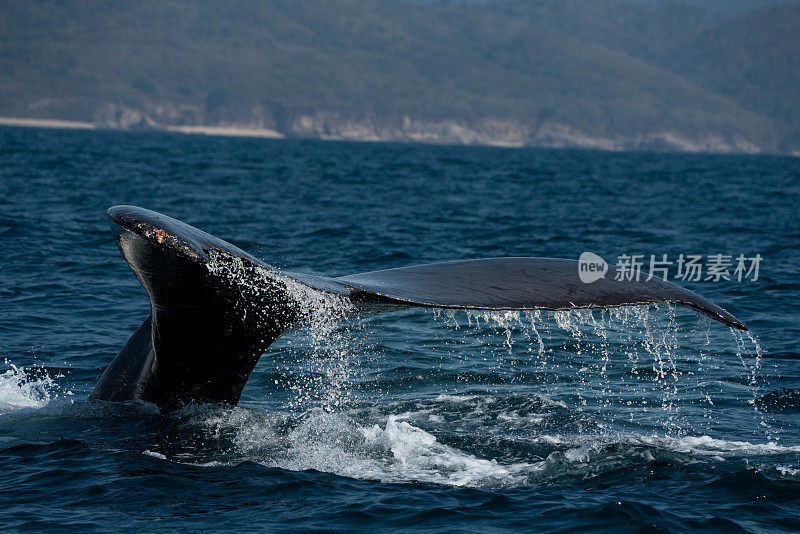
[0, 126, 798, 532]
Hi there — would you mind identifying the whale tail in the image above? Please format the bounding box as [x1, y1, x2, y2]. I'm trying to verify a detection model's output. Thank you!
[90, 206, 329, 410]
[91, 206, 746, 412]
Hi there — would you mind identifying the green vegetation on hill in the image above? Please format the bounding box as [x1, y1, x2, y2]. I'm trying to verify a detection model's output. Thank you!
[0, 0, 797, 153]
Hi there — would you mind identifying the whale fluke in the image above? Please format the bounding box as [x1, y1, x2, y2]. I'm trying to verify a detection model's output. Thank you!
[91, 206, 746, 411]
[336, 259, 745, 330]
[90, 205, 340, 411]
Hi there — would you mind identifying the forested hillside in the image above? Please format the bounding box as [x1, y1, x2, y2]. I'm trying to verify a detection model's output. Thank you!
[1, 0, 797, 153]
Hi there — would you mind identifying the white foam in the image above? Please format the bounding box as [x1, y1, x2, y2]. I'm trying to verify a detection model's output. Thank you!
[360, 415, 530, 486]
[434, 394, 480, 403]
[282, 411, 532, 487]
[147, 400, 800, 489]
[534, 432, 800, 457]
[644, 434, 800, 455]
[777, 465, 800, 477]
[170, 407, 534, 488]
[0, 363, 58, 413]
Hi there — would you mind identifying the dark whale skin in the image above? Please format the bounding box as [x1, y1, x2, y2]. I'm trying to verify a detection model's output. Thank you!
[91, 206, 746, 412]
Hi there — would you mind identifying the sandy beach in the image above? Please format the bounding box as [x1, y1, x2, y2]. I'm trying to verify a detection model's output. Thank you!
[0, 117, 288, 140]
[0, 117, 95, 130]
[164, 125, 285, 139]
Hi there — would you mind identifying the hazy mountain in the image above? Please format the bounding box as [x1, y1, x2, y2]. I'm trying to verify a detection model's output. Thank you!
[667, 4, 800, 150]
[0, 0, 797, 154]
[649, 0, 800, 14]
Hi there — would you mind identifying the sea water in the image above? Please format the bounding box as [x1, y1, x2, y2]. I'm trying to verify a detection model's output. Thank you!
[0, 127, 798, 532]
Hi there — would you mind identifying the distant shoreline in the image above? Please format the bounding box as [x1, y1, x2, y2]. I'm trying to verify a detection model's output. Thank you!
[0, 116, 284, 139]
[2, 116, 798, 157]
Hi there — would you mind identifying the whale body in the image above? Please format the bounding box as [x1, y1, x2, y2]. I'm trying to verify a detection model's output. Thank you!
[90, 206, 746, 412]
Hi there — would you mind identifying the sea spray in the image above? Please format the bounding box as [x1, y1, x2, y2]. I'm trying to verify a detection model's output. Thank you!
[429, 305, 767, 438]
[206, 251, 360, 411]
[733, 328, 774, 439]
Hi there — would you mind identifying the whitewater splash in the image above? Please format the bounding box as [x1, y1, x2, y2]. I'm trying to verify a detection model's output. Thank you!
[0, 361, 67, 414]
[140, 392, 799, 489]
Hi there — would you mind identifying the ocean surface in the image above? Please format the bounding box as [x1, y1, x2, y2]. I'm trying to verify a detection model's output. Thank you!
[0, 126, 798, 532]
